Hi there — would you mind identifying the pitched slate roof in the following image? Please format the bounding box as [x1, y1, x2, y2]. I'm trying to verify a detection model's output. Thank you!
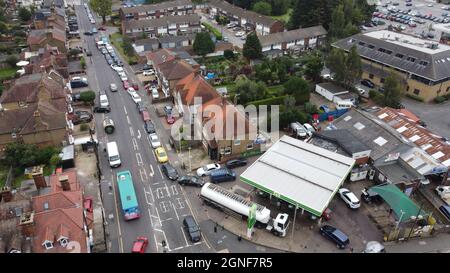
[123, 14, 200, 30]
[120, 0, 192, 14]
[332, 30, 450, 81]
[258, 25, 327, 46]
[158, 59, 195, 81]
[146, 48, 177, 67]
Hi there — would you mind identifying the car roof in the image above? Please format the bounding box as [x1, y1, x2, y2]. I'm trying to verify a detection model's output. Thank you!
[342, 189, 359, 202]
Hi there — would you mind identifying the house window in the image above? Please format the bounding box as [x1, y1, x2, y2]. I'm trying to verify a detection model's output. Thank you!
[447, 86, 450, 92]
[224, 146, 231, 155]
[44, 241, 53, 250]
[246, 143, 254, 150]
[59, 238, 69, 247]
[414, 89, 420, 95]
[406, 85, 410, 92]
[234, 140, 241, 146]
[380, 78, 385, 83]
[369, 74, 374, 79]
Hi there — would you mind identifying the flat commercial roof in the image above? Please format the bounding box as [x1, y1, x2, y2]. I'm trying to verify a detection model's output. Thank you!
[240, 135, 355, 216]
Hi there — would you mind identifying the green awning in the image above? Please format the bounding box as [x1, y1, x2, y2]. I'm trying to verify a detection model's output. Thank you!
[370, 184, 426, 222]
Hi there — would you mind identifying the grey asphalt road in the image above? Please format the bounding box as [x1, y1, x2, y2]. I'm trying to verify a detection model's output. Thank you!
[76, 2, 274, 254]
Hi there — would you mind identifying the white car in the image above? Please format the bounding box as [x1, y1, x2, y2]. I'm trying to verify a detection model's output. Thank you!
[148, 133, 161, 148]
[338, 188, 360, 209]
[323, 73, 334, 80]
[120, 74, 128, 82]
[235, 31, 245, 37]
[151, 88, 159, 99]
[427, 4, 433, 7]
[196, 163, 221, 177]
[99, 94, 109, 108]
[111, 64, 123, 72]
[109, 83, 118, 92]
[130, 92, 142, 104]
[143, 69, 154, 76]
[356, 87, 366, 95]
[303, 123, 315, 135]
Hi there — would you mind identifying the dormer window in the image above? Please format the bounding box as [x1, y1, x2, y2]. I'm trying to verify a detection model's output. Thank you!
[43, 241, 53, 249]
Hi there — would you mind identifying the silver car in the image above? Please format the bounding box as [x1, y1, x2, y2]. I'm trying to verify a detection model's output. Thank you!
[109, 83, 118, 92]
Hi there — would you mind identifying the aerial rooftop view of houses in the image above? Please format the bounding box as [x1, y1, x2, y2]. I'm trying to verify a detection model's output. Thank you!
[0, 0, 449, 257]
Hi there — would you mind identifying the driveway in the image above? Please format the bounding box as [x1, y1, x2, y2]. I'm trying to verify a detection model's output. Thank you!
[198, 13, 245, 49]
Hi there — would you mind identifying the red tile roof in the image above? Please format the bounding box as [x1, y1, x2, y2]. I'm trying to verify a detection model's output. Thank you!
[146, 48, 176, 67]
[375, 107, 450, 167]
[158, 59, 195, 81]
[176, 73, 221, 106]
[49, 169, 80, 193]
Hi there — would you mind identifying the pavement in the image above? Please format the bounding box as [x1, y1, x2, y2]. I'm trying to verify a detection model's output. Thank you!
[385, 233, 450, 253]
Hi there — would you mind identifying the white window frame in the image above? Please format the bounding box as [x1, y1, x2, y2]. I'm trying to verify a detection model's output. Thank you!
[224, 146, 232, 155]
[59, 238, 69, 247]
[43, 241, 53, 249]
[246, 142, 254, 150]
[234, 140, 241, 146]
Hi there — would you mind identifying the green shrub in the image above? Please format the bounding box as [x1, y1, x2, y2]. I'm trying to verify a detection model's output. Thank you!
[368, 89, 378, 99]
[406, 93, 424, 102]
[444, 93, 450, 100]
[246, 95, 287, 106]
[79, 90, 96, 103]
[201, 22, 223, 40]
[80, 57, 86, 69]
[304, 102, 318, 114]
[434, 96, 446, 104]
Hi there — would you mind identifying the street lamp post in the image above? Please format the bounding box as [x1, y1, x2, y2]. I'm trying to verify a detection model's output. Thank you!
[188, 146, 192, 172]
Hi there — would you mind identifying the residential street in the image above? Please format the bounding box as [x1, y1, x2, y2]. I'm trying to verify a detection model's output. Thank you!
[76, 2, 275, 254]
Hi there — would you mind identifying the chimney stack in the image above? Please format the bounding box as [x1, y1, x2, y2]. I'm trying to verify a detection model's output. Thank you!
[0, 187, 13, 202]
[19, 212, 35, 237]
[32, 168, 47, 189]
[59, 175, 71, 191]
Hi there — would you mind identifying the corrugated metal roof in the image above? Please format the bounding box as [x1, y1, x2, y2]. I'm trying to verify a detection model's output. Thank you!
[240, 135, 355, 216]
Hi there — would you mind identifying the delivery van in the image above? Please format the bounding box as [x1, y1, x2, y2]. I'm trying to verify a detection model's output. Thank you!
[107, 141, 121, 168]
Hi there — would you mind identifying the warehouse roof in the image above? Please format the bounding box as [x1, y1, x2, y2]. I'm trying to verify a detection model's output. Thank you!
[240, 135, 355, 216]
[313, 129, 371, 155]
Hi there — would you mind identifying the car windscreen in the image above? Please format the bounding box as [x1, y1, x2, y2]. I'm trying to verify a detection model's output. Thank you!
[109, 155, 119, 161]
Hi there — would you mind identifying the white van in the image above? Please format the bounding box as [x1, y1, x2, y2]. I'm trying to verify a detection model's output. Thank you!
[100, 94, 109, 108]
[107, 141, 121, 168]
[335, 101, 354, 110]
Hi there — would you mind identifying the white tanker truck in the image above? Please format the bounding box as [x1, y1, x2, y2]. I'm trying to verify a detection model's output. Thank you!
[200, 183, 289, 237]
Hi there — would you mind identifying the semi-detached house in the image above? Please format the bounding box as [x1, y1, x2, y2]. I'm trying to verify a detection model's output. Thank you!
[119, 0, 194, 21]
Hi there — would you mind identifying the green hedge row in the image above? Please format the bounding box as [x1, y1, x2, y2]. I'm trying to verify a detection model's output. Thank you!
[246, 95, 288, 107]
[201, 22, 223, 40]
[406, 93, 424, 102]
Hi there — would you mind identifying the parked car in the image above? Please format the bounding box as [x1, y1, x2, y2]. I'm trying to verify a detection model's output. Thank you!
[136, 103, 147, 113]
[361, 79, 375, 88]
[141, 110, 150, 122]
[439, 205, 450, 220]
[91, 27, 97, 33]
[161, 163, 179, 180]
[235, 31, 245, 37]
[155, 147, 168, 163]
[177, 175, 204, 187]
[319, 225, 350, 249]
[131, 237, 148, 253]
[197, 163, 221, 177]
[183, 215, 201, 242]
[93, 105, 111, 113]
[98, 26, 106, 31]
[151, 88, 159, 99]
[132, 83, 139, 91]
[144, 120, 156, 134]
[110, 83, 118, 92]
[163, 105, 173, 116]
[72, 111, 93, 125]
[123, 80, 130, 89]
[338, 188, 361, 209]
[210, 168, 236, 183]
[166, 115, 175, 124]
[120, 74, 128, 82]
[83, 31, 93, 36]
[148, 133, 161, 148]
[143, 70, 154, 76]
[225, 158, 247, 169]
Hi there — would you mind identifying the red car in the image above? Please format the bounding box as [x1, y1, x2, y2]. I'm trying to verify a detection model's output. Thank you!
[98, 26, 106, 31]
[83, 197, 93, 213]
[132, 83, 139, 91]
[132, 237, 148, 253]
[141, 110, 150, 122]
[123, 80, 130, 89]
[166, 115, 175, 124]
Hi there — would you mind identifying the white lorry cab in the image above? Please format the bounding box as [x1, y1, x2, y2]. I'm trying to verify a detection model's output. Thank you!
[335, 101, 354, 110]
[107, 141, 121, 168]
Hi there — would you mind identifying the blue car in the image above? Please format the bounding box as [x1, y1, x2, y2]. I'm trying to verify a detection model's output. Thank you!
[92, 27, 98, 33]
[319, 105, 330, 113]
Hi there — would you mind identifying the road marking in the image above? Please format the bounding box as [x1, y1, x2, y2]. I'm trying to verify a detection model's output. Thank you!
[181, 226, 190, 247]
[159, 201, 169, 213]
[136, 152, 143, 165]
[158, 165, 163, 178]
[126, 115, 131, 124]
[132, 138, 138, 150]
[149, 165, 154, 177]
[139, 168, 147, 183]
[161, 217, 173, 222]
[123, 105, 127, 115]
[129, 126, 134, 137]
[164, 183, 171, 198]
[110, 173, 125, 253]
[147, 208, 154, 227]
[156, 188, 164, 199]
[137, 129, 141, 139]
[143, 188, 152, 205]
[148, 186, 155, 203]
[154, 204, 163, 227]
[173, 246, 184, 251]
[175, 197, 185, 209]
[154, 233, 159, 252]
[171, 184, 179, 196]
[171, 201, 179, 220]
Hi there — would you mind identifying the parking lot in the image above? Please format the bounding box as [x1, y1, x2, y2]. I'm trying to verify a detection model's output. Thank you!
[199, 12, 247, 48]
[365, 0, 450, 39]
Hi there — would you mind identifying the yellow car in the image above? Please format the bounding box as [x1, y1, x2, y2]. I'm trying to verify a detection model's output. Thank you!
[155, 147, 168, 163]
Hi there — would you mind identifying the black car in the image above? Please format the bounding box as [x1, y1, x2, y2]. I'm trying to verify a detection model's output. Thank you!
[361, 79, 375, 88]
[84, 31, 93, 36]
[116, 60, 124, 67]
[93, 106, 111, 113]
[177, 175, 204, 187]
[136, 102, 147, 113]
[183, 215, 201, 243]
[439, 205, 450, 220]
[71, 93, 81, 102]
[72, 111, 93, 125]
[225, 158, 247, 169]
[86, 50, 92, 56]
[319, 225, 350, 249]
[163, 105, 173, 116]
[161, 163, 179, 180]
[144, 120, 155, 134]
[105, 57, 113, 65]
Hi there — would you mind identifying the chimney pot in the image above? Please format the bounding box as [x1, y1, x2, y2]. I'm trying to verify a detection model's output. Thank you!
[0, 187, 13, 202]
[59, 175, 71, 191]
[32, 167, 47, 189]
[19, 212, 35, 237]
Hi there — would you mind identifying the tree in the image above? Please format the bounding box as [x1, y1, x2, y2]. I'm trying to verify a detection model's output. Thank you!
[18, 7, 32, 22]
[5, 55, 18, 67]
[304, 53, 324, 82]
[193, 32, 215, 56]
[283, 76, 310, 105]
[326, 48, 346, 83]
[232, 79, 268, 105]
[344, 45, 362, 86]
[329, 4, 345, 39]
[383, 74, 403, 108]
[80, 90, 96, 103]
[234, 0, 253, 9]
[223, 49, 235, 60]
[122, 36, 134, 57]
[0, 21, 8, 34]
[270, 0, 289, 16]
[288, 0, 323, 29]
[243, 32, 262, 60]
[252, 1, 272, 16]
[90, 0, 112, 25]
[280, 108, 308, 129]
